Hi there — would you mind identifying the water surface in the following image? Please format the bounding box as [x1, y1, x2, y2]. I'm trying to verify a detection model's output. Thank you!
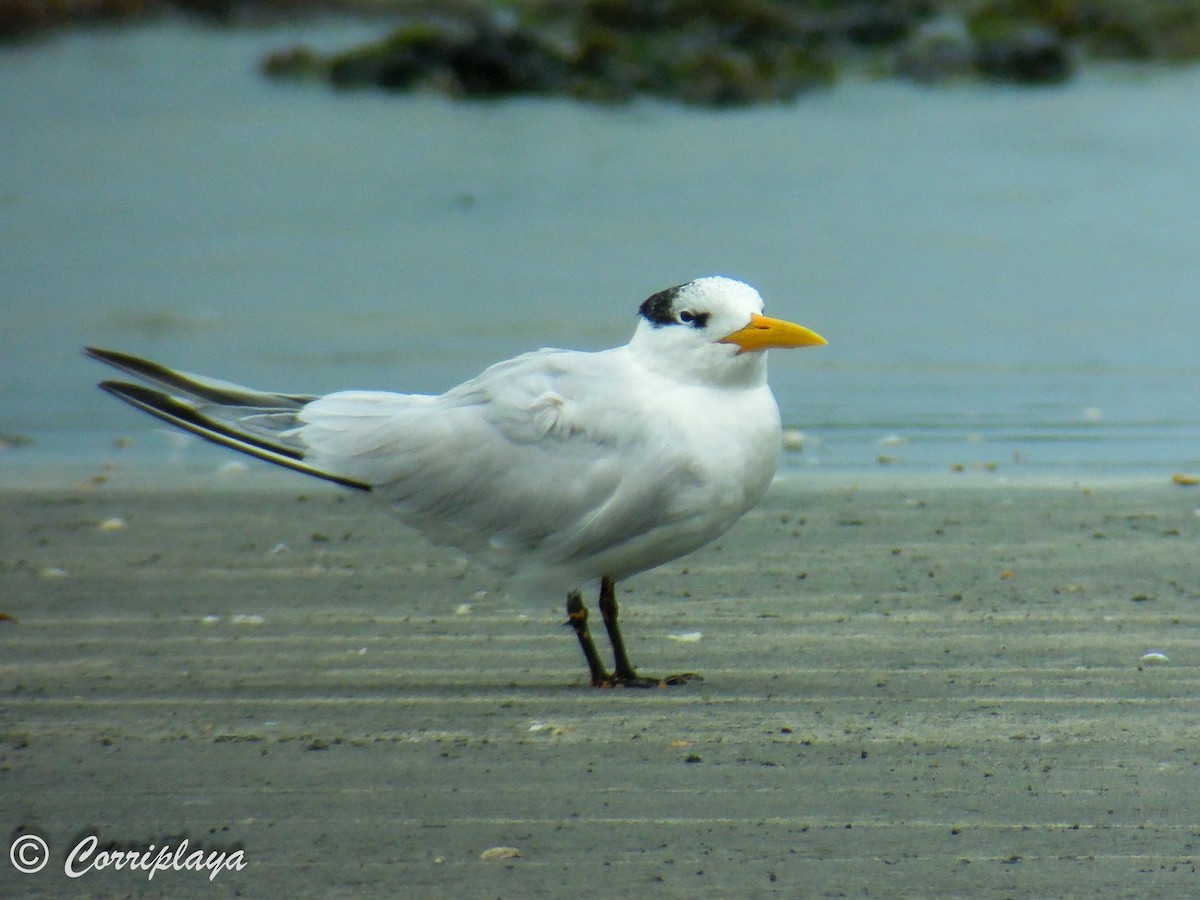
[2, 23, 1198, 481]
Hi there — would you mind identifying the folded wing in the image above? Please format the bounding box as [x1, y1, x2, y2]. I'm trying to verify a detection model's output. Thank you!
[296, 348, 694, 573]
[88, 346, 704, 577]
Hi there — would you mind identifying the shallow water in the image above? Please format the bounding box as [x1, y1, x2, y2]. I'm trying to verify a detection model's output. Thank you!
[2, 22, 1198, 479]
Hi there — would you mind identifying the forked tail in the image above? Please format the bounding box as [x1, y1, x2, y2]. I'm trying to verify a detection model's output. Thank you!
[85, 347, 371, 492]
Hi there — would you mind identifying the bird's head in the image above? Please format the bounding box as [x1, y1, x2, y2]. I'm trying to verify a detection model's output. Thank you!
[629, 276, 826, 386]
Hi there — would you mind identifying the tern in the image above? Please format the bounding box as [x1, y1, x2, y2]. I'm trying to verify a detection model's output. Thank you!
[86, 276, 826, 687]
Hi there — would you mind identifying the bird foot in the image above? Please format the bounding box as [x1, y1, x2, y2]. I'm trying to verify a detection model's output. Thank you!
[593, 672, 702, 689]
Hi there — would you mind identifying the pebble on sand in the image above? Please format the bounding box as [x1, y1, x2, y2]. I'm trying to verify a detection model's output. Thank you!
[479, 846, 521, 860]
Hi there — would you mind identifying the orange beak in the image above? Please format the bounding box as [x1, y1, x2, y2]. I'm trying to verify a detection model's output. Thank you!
[718, 313, 827, 354]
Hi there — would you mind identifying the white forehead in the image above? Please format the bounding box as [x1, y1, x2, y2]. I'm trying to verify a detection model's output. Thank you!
[677, 277, 764, 314]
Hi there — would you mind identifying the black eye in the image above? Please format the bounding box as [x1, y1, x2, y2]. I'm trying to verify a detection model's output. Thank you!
[677, 310, 709, 328]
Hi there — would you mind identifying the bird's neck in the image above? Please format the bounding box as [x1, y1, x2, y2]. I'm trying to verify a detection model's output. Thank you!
[630, 342, 770, 390]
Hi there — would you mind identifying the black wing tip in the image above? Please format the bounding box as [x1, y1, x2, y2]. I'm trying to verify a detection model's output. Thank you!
[97, 379, 160, 404]
[96, 380, 305, 461]
[96, 379, 132, 402]
[93, 380, 373, 494]
[85, 347, 318, 407]
[85, 346, 126, 364]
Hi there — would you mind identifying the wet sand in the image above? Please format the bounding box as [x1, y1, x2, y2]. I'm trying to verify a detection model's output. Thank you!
[2, 473, 1198, 896]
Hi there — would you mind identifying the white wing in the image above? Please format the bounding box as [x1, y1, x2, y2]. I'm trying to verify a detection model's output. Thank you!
[296, 347, 712, 577]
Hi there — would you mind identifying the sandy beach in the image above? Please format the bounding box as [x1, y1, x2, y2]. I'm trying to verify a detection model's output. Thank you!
[2, 472, 1197, 896]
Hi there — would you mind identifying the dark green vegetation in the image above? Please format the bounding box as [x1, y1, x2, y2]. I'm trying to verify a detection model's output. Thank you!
[263, 1, 843, 106]
[259, 0, 1200, 103]
[5, 1, 1200, 104]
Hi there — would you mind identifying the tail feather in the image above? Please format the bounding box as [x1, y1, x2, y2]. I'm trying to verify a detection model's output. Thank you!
[84, 347, 317, 408]
[88, 349, 370, 493]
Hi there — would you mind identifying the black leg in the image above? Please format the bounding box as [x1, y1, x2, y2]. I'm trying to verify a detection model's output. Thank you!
[595, 577, 702, 688]
[598, 576, 639, 681]
[565, 590, 611, 687]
